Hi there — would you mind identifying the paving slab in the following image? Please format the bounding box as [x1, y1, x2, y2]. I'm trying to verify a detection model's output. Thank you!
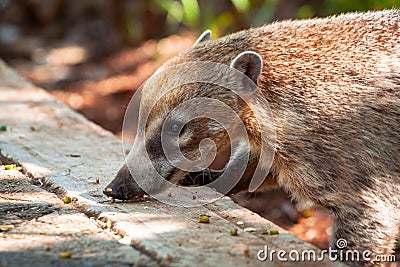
[0, 59, 344, 266]
[0, 169, 155, 267]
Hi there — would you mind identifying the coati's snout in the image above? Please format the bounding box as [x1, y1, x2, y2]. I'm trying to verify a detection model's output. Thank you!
[103, 163, 144, 200]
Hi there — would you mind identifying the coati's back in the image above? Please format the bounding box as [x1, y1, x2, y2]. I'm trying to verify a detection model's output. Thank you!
[179, 9, 400, 76]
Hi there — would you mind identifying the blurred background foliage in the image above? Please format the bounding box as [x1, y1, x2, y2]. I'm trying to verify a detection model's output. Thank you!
[0, 0, 398, 48]
[152, 0, 399, 37]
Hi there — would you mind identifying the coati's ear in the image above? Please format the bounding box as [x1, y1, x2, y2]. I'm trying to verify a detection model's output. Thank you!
[193, 30, 212, 46]
[230, 51, 263, 84]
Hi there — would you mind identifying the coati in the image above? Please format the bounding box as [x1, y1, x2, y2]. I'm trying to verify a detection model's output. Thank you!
[104, 10, 400, 265]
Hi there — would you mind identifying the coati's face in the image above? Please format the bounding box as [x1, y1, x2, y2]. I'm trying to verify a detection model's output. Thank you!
[104, 31, 264, 200]
[143, 84, 234, 184]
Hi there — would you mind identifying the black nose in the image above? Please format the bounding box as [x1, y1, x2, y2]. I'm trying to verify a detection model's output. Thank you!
[103, 182, 130, 200]
[104, 164, 146, 200]
[103, 179, 145, 200]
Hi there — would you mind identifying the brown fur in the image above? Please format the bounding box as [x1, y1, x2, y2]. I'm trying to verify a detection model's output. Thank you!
[105, 10, 400, 265]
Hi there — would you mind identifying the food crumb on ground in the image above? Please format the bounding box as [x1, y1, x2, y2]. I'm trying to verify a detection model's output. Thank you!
[198, 215, 210, 223]
[262, 229, 279, 235]
[59, 252, 72, 259]
[0, 225, 14, 232]
[62, 196, 72, 204]
[243, 227, 257, 232]
[3, 164, 21, 171]
[230, 228, 238, 236]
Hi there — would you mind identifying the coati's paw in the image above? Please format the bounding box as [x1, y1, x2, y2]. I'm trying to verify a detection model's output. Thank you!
[178, 169, 223, 186]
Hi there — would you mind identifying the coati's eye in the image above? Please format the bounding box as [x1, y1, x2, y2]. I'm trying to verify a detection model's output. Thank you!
[166, 121, 187, 136]
[170, 122, 181, 134]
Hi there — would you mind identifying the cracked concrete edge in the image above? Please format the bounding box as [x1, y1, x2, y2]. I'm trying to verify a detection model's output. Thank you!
[0, 59, 32, 89]
[0, 154, 158, 267]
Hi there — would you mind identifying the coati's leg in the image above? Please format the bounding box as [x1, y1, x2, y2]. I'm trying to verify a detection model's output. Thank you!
[330, 199, 399, 266]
